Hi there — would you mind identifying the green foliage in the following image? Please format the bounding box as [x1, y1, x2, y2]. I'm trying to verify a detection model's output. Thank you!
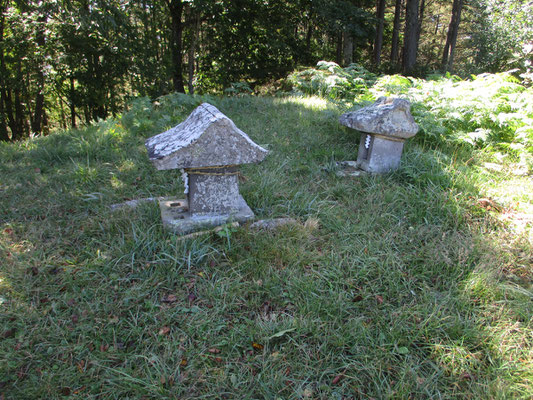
[286, 64, 533, 161]
[466, 0, 533, 75]
[287, 61, 377, 101]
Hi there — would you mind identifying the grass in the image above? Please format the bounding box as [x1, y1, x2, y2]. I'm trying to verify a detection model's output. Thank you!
[1, 91, 532, 399]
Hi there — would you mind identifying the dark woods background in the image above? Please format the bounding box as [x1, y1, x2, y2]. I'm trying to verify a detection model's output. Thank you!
[1, 0, 531, 140]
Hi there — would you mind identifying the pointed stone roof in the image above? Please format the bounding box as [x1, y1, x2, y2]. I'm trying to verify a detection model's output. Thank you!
[339, 97, 419, 139]
[145, 103, 268, 170]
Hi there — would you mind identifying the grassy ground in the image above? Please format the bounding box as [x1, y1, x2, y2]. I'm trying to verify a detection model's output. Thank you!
[1, 94, 532, 399]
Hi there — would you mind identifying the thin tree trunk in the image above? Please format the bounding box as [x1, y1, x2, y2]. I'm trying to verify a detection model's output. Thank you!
[373, 0, 386, 66]
[0, 2, 9, 140]
[416, 0, 425, 50]
[343, 31, 353, 66]
[70, 77, 76, 128]
[336, 31, 343, 65]
[390, 0, 402, 66]
[442, 0, 463, 71]
[187, 7, 200, 95]
[166, 0, 185, 93]
[402, 0, 419, 75]
[305, 19, 314, 63]
[31, 14, 47, 135]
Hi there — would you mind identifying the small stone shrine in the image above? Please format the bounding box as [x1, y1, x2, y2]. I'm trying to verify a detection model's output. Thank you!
[145, 103, 268, 234]
[339, 97, 419, 173]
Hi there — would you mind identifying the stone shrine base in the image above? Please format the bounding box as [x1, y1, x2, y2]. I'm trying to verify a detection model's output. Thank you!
[334, 161, 370, 177]
[159, 196, 255, 235]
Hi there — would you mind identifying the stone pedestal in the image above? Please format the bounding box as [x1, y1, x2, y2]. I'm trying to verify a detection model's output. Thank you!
[356, 133, 405, 173]
[159, 197, 254, 235]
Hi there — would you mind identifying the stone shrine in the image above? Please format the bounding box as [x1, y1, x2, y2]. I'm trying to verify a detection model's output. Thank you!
[145, 103, 268, 234]
[339, 97, 419, 173]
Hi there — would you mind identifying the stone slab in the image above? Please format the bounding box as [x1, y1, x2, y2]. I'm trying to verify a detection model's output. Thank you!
[249, 218, 299, 231]
[159, 196, 254, 235]
[339, 97, 418, 139]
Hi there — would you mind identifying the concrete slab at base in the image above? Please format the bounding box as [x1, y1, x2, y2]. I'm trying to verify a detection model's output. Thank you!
[159, 196, 254, 235]
[335, 161, 369, 177]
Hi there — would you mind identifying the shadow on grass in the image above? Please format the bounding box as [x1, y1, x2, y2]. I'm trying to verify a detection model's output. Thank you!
[0, 94, 531, 398]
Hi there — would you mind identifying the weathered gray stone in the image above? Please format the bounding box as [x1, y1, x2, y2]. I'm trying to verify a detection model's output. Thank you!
[339, 97, 419, 173]
[356, 133, 405, 173]
[159, 197, 253, 235]
[249, 218, 300, 231]
[145, 103, 268, 170]
[144, 103, 268, 234]
[339, 97, 418, 139]
[110, 197, 164, 211]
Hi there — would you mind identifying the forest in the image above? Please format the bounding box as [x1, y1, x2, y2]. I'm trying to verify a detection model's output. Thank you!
[1, 0, 532, 141]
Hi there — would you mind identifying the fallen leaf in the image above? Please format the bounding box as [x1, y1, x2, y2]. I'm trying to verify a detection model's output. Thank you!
[267, 328, 296, 340]
[159, 326, 170, 336]
[180, 358, 188, 366]
[460, 372, 474, 380]
[352, 294, 363, 302]
[99, 344, 109, 352]
[3, 228, 13, 235]
[16, 368, 26, 379]
[252, 342, 264, 350]
[76, 360, 85, 373]
[162, 294, 178, 303]
[332, 373, 343, 385]
[60, 387, 71, 396]
[214, 357, 223, 363]
[397, 346, 409, 355]
[3, 329, 15, 339]
[376, 295, 384, 304]
[73, 386, 86, 395]
[208, 348, 220, 354]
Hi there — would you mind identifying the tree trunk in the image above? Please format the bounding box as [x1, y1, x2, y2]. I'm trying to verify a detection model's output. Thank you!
[0, 3, 9, 140]
[335, 31, 343, 65]
[31, 14, 47, 135]
[442, 0, 463, 71]
[305, 20, 314, 63]
[166, 0, 185, 93]
[416, 0, 425, 50]
[70, 77, 76, 128]
[187, 7, 200, 95]
[343, 31, 353, 66]
[402, 0, 419, 75]
[390, 0, 402, 67]
[373, 0, 386, 66]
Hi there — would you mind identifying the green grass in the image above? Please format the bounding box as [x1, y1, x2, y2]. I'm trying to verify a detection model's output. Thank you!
[1, 92, 532, 399]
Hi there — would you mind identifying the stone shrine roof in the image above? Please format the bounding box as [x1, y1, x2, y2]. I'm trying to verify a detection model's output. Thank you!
[339, 97, 419, 139]
[145, 103, 268, 170]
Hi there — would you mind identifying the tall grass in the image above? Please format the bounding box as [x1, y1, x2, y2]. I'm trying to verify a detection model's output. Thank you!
[1, 77, 531, 399]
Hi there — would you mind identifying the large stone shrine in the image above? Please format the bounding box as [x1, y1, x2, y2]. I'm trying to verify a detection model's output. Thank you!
[145, 103, 268, 234]
[339, 97, 419, 173]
